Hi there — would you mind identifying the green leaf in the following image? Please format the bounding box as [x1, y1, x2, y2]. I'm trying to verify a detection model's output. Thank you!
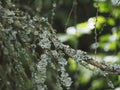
[96, 16, 106, 29]
[76, 22, 87, 28]
[97, 16, 106, 24]
[98, 2, 112, 13]
[99, 34, 110, 42]
[110, 42, 117, 50]
[112, 8, 120, 18]
[90, 79, 105, 90]
[107, 18, 115, 26]
[68, 58, 77, 71]
[78, 68, 92, 84]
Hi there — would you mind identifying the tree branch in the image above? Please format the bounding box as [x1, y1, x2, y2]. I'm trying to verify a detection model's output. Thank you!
[46, 22, 120, 75]
[85, 59, 120, 75]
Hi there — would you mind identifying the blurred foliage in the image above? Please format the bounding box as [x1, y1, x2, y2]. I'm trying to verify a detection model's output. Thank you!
[57, 0, 120, 90]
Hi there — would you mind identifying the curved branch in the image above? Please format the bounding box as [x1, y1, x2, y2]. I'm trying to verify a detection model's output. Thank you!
[62, 43, 120, 75]
[85, 59, 120, 75]
[46, 22, 120, 75]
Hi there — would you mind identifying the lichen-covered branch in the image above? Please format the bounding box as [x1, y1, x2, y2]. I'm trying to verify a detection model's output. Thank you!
[46, 21, 120, 75]
[85, 59, 120, 75]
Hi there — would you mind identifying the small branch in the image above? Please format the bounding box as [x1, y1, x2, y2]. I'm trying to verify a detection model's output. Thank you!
[85, 59, 120, 75]
[46, 21, 120, 75]
[53, 39, 120, 75]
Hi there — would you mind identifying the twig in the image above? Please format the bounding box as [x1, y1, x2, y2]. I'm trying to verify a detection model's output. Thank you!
[47, 22, 120, 75]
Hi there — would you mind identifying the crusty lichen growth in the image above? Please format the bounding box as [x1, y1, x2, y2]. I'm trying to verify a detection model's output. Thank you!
[0, 1, 72, 90]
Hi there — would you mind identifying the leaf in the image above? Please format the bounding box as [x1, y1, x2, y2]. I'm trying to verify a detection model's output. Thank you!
[91, 79, 106, 90]
[107, 18, 115, 26]
[98, 2, 112, 13]
[78, 67, 92, 84]
[95, 16, 106, 29]
[68, 58, 77, 71]
[99, 34, 110, 42]
[77, 22, 87, 28]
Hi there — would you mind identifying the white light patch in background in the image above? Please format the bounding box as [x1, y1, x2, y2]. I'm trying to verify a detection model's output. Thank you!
[103, 56, 119, 63]
[104, 43, 110, 51]
[87, 18, 95, 30]
[76, 17, 95, 34]
[66, 26, 77, 35]
[109, 34, 118, 42]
